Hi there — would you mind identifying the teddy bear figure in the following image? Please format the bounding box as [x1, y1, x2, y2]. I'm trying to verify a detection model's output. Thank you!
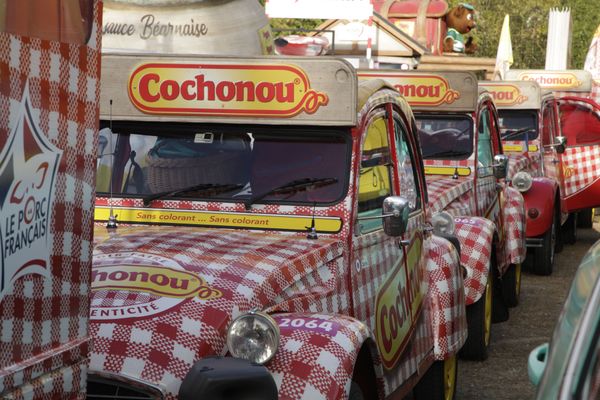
[444, 3, 477, 54]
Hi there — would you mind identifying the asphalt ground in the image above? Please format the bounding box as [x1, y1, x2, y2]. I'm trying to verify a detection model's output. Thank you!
[456, 218, 600, 399]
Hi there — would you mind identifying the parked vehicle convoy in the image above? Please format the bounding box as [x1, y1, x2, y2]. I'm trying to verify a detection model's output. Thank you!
[506, 70, 600, 230]
[358, 70, 527, 360]
[528, 238, 600, 400]
[90, 54, 468, 399]
[480, 81, 572, 276]
[0, 1, 99, 398]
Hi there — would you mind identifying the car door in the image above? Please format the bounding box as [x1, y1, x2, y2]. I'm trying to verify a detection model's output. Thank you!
[556, 96, 600, 211]
[351, 104, 424, 373]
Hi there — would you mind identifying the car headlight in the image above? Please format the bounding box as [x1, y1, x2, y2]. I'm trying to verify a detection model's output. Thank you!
[431, 211, 455, 235]
[227, 311, 280, 364]
[512, 171, 533, 192]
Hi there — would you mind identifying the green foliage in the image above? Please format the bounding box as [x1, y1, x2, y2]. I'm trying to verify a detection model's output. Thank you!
[261, 0, 600, 69]
[447, 0, 599, 69]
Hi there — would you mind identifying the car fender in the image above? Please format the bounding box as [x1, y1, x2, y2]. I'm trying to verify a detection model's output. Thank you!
[453, 217, 496, 305]
[522, 177, 558, 237]
[269, 313, 379, 400]
[426, 235, 468, 360]
[502, 185, 527, 265]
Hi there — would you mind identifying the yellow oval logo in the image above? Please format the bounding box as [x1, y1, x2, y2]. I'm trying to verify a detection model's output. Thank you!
[388, 75, 460, 106]
[519, 72, 582, 90]
[486, 84, 528, 106]
[128, 63, 328, 117]
[92, 264, 222, 300]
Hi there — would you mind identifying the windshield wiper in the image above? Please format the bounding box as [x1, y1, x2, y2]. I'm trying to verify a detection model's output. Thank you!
[143, 183, 243, 207]
[244, 177, 338, 210]
[501, 128, 535, 141]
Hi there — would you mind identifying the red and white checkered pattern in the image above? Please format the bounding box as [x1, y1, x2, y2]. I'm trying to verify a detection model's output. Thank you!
[425, 236, 467, 360]
[506, 152, 539, 180]
[426, 176, 474, 213]
[0, 1, 100, 397]
[90, 227, 349, 398]
[269, 313, 374, 400]
[502, 186, 527, 266]
[453, 218, 495, 305]
[562, 145, 600, 197]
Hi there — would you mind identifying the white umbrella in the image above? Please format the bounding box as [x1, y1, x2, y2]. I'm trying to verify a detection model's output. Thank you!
[494, 14, 513, 80]
[584, 24, 600, 103]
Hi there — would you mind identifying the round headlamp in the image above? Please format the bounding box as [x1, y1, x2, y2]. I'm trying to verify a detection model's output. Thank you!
[431, 211, 456, 235]
[227, 311, 280, 364]
[512, 171, 533, 192]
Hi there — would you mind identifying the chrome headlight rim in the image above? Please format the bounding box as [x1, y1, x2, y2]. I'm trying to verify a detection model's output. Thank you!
[512, 171, 533, 192]
[431, 211, 456, 235]
[226, 311, 280, 365]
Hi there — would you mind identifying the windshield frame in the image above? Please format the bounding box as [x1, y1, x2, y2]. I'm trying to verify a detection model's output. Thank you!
[414, 112, 474, 160]
[96, 120, 353, 208]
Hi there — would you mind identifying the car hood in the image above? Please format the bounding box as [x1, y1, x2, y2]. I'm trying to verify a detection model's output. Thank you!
[506, 152, 538, 180]
[89, 225, 344, 394]
[426, 175, 473, 213]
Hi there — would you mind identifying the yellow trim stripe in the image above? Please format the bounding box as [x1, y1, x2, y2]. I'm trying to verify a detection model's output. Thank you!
[95, 206, 343, 233]
[424, 166, 471, 176]
[503, 144, 539, 152]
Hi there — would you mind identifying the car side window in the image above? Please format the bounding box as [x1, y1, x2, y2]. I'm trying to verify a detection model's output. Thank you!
[542, 105, 554, 146]
[394, 117, 421, 211]
[477, 108, 494, 175]
[357, 115, 393, 233]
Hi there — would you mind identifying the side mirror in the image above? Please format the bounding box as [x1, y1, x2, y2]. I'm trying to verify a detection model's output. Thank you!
[528, 343, 548, 386]
[492, 154, 509, 180]
[382, 196, 410, 237]
[554, 136, 567, 154]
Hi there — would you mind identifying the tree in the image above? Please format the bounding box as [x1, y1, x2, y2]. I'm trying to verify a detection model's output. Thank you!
[261, 0, 600, 69]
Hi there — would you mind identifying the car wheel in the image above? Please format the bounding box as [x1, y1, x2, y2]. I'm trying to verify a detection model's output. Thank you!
[348, 381, 364, 400]
[460, 266, 493, 360]
[532, 211, 556, 276]
[502, 263, 521, 307]
[577, 208, 594, 229]
[413, 355, 458, 400]
[562, 213, 577, 245]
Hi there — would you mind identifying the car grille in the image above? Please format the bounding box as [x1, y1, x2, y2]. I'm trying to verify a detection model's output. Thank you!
[87, 375, 164, 400]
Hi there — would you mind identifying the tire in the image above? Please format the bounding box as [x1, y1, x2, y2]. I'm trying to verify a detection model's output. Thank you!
[460, 267, 493, 361]
[413, 355, 458, 400]
[532, 211, 556, 276]
[562, 213, 578, 245]
[348, 381, 364, 400]
[501, 263, 521, 307]
[577, 208, 594, 229]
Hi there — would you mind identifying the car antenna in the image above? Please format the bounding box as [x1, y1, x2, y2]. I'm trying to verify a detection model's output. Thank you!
[106, 99, 118, 229]
[306, 202, 318, 240]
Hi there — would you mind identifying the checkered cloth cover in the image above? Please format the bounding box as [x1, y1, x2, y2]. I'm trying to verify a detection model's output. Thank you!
[453, 217, 495, 305]
[562, 145, 600, 198]
[426, 176, 473, 213]
[2, 359, 87, 400]
[0, 1, 100, 398]
[425, 236, 467, 360]
[90, 226, 349, 398]
[502, 186, 527, 266]
[506, 152, 537, 180]
[269, 313, 375, 400]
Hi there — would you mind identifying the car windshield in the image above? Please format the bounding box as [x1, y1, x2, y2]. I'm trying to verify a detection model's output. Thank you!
[415, 115, 473, 160]
[498, 110, 539, 141]
[96, 121, 350, 206]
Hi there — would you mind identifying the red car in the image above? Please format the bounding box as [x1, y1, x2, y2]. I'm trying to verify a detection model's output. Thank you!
[506, 70, 600, 229]
[481, 81, 572, 276]
[359, 70, 527, 360]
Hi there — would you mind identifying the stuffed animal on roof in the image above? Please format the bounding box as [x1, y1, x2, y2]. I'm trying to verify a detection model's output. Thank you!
[444, 3, 477, 54]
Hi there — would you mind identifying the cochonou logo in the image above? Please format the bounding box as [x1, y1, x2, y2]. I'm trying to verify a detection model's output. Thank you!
[91, 252, 222, 321]
[0, 89, 61, 297]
